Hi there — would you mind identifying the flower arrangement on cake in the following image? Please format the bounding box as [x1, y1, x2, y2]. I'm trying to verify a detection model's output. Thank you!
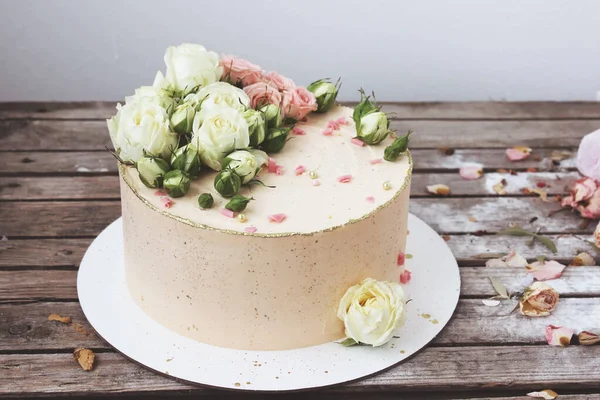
[107, 43, 413, 349]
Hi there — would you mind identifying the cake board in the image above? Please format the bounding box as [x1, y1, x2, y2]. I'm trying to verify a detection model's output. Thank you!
[77, 213, 460, 392]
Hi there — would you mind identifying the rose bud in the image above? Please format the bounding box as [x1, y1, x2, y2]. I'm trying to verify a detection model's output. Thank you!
[307, 78, 340, 113]
[384, 130, 412, 162]
[243, 109, 267, 147]
[352, 89, 379, 124]
[222, 149, 268, 184]
[519, 281, 560, 317]
[136, 156, 170, 189]
[214, 168, 242, 198]
[577, 331, 600, 345]
[163, 170, 191, 198]
[197, 193, 214, 209]
[259, 104, 283, 129]
[170, 144, 201, 178]
[261, 127, 291, 153]
[356, 111, 392, 145]
[225, 194, 254, 212]
[170, 103, 195, 134]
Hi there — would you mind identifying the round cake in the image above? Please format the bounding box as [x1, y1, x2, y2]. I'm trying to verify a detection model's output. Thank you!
[120, 105, 412, 350]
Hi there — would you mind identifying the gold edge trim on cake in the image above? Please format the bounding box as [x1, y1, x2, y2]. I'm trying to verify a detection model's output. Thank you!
[119, 150, 413, 238]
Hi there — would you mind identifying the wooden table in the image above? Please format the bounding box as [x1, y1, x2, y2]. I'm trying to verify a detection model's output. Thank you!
[1, 101, 599, 399]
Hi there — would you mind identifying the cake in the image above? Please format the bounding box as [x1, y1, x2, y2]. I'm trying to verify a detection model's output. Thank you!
[109, 43, 412, 351]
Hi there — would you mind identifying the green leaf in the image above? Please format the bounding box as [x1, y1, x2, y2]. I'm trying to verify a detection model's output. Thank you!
[496, 227, 535, 237]
[339, 337, 358, 347]
[536, 255, 547, 263]
[536, 235, 557, 254]
[473, 252, 507, 259]
[586, 240, 600, 254]
[489, 277, 509, 299]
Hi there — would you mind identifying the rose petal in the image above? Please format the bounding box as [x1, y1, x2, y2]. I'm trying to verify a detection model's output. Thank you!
[506, 146, 532, 161]
[220, 209, 235, 218]
[267, 157, 278, 173]
[351, 138, 366, 147]
[505, 250, 528, 268]
[336, 117, 348, 125]
[545, 325, 574, 346]
[522, 187, 549, 202]
[399, 270, 412, 284]
[312, 179, 321, 186]
[577, 129, 600, 181]
[492, 180, 507, 195]
[292, 127, 306, 135]
[327, 120, 340, 130]
[397, 252, 405, 266]
[459, 166, 483, 180]
[485, 259, 508, 268]
[526, 260, 567, 281]
[337, 174, 352, 183]
[569, 252, 595, 266]
[366, 196, 375, 203]
[481, 299, 501, 307]
[154, 190, 167, 196]
[268, 213, 287, 223]
[322, 128, 334, 136]
[294, 165, 306, 175]
[244, 226, 257, 233]
[426, 184, 450, 195]
[595, 221, 600, 247]
[527, 390, 559, 400]
[369, 158, 383, 165]
[161, 197, 174, 208]
[275, 166, 284, 175]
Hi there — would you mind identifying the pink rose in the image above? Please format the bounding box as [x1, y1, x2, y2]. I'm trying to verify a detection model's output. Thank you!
[561, 177, 600, 219]
[243, 82, 282, 109]
[283, 86, 318, 120]
[264, 71, 296, 95]
[577, 129, 600, 181]
[219, 55, 263, 87]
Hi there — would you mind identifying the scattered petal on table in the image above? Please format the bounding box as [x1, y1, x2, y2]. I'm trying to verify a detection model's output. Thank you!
[459, 165, 483, 180]
[73, 347, 95, 371]
[526, 390, 558, 399]
[545, 325, 574, 346]
[481, 299, 501, 307]
[426, 184, 450, 195]
[506, 146, 532, 161]
[526, 260, 566, 281]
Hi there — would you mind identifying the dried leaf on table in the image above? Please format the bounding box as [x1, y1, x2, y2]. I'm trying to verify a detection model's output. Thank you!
[437, 147, 455, 155]
[496, 227, 557, 254]
[426, 184, 450, 196]
[489, 277, 509, 299]
[73, 347, 95, 371]
[474, 252, 507, 259]
[72, 323, 89, 336]
[522, 187, 549, 202]
[527, 389, 559, 399]
[48, 314, 71, 324]
[492, 179, 507, 195]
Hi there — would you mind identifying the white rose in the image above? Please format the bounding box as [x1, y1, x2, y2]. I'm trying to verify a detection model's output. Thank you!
[223, 149, 268, 183]
[186, 82, 250, 120]
[107, 100, 178, 163]
[357, 111, 391, 145]
[191, 106, 250, 171]
[337, 277, 405, 346]
[164, 43, 222, 94]
[125, 84, 174, 112]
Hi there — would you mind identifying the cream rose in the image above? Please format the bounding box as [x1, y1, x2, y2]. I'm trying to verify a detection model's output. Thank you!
[337, 277, 405, 346]
[186, 82, 250, 117]
[191, 106, 250, 171]
[107, 100, 178, 163]
[222, 149, 268, 183]
[125, 84, 174, 112]
[164, 43, 222, 94]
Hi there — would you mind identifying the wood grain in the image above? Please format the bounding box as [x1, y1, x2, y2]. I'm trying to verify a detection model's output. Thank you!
[0, 239, 89, 268]
[2, 101, 600, 120]
[1, 346, 599, 395]
[2, 267, 598, 301]
[1, 119, 595, 151]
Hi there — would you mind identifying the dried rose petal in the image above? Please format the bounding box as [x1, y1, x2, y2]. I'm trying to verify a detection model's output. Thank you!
[73, 347, 95, 371]
[545, 325, 574, 346]
[492, 180, 507, 195]
[522, 187, 549, 202]
[485, 258, 508, 268]
[312, 179, 321, 187]
[351, 138, 365, 147]
[154, 190, 167, 196]
[275, 165, 284, 175]
[292, 127, 306, 135]
[505, 250, 528, 268]
[526, 260, 566, 281]
[220, 209, 235, 218]
[244, 226, 257, 233]
[578, 331, 600, 345]
[527, 390, 559, 399]
[337, 175, 352, 183]
[268, 213, 287, 223]
[397, 252, 405, 266]
[506, 146, 532, 161]
[48, 314, 71, 324]
[161, 197, 174, 208]
[399, 270, 412, 284]
[369, 158, 383, 165]
[327, 120, 340, 130]
[336, 117, 348, 125]
[519, 281, 559, 317]
[267, 157, 278, 173]
[459, 166, 483, 180]
[366, 196, 375, 203]
[569, 252, 595, 267]
[481, 299, 501, 307]
[426, 184, 450, 196]
[322, 128, 334, 136]
[294, 165, 306, 175]
[577, 129, 600, 181]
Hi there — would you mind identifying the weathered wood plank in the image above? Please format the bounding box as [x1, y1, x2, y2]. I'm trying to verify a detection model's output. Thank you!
[2, 234, 595, 269]
[2, 297, 598, 352]
[1, 119, 595, 151]
[0, 149, 577, 175]
[0, 198, 592, 237]
[2, 267, 597, 301]
[1, 346, 599, 395]
[2, 101, 600, 120]
[0, 172, 578, 200]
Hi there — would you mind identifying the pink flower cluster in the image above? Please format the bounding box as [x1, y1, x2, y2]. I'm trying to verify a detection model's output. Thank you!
[561, 177, 600, 219]
[219, 55, 317, 120]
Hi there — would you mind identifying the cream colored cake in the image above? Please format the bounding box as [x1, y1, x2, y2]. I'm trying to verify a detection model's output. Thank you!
[120, 105, 412, 350]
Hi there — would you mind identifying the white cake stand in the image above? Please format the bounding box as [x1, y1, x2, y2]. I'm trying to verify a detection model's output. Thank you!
[77, 213, 460, 392]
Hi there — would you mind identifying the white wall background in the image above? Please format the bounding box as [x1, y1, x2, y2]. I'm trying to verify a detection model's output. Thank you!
[1, 0, 599, 102]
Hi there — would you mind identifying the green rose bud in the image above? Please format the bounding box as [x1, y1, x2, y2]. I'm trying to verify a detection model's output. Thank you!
[384, 130, 412, 162]
[222, 149, 268, 184]
[307, 78, 340, 113]
[352, 89, 379, 127]
[170, 103, 195, 134]
[243, 109, 266, 147]
[261, 127, 291, 153]
[163, 170, 191, 198]
[214, 168, 242, 198]
[136, 156, 170, 189]
[225, 194, 253, 212]
[356, 111, 391, 145]
[197, 193, 214, 209]
[170, 144, 201, 178]
[260, 104, 283, 129]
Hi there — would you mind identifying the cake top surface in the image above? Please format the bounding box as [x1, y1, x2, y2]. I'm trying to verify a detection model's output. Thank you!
[123, 106, 412, 236]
